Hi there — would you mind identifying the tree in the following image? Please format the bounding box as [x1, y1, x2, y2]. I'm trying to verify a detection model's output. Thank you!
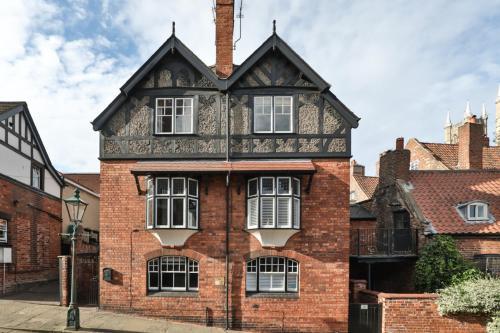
[414, 235, 477, 292]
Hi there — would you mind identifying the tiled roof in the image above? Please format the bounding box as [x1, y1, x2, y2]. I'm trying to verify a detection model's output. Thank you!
[353, 175, 379, 199]
[0, 102, 24, 114]
[350, 203, 376, 220]
[408, 170, 500, 234]
[130, 160, 316, 174]
[420, 142, 500, 170]
[64, 173, 100, 194]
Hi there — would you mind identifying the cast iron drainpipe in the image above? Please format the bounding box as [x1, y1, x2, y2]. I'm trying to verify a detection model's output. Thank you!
[224, 91, 231, 330]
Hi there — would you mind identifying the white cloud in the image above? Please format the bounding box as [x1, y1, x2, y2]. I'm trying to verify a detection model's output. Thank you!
[0, 0, 499, 174]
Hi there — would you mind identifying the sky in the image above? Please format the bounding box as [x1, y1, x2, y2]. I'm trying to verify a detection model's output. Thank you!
[0, 0, 499, 175]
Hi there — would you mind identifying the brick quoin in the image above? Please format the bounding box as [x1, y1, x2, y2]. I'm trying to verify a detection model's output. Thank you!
[0, 176, 61, 294]
[99, 159, 350, 332]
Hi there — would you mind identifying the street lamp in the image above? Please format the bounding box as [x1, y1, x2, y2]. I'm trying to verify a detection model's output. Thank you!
[64, 189, 88, 330]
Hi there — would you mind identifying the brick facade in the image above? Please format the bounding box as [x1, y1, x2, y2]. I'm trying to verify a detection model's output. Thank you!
[0, 175, 61, 294]
[99, 159, 350, 332]
[455, 236, 500, 260]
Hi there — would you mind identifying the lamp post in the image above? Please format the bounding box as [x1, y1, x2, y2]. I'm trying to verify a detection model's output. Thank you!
[64, 189, 88, 330]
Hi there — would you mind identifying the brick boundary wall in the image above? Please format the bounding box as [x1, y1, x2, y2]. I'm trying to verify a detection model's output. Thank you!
[58, 255, 70, 306]
[352, 284, 487, 333]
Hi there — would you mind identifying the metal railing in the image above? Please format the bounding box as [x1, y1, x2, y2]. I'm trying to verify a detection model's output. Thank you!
[350, 228, 418, 257]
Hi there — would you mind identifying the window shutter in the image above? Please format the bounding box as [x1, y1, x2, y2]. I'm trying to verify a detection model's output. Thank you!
[293, 198, 300, 229]
[277, 197, 291, 228]
[287, 273, 298, 291]
[248, 197, 258, 228]
[259, 273, 272, 291]
[260, 197, 275, 227]
[271, 273, 285, 290]
[246, 272, 257, 291]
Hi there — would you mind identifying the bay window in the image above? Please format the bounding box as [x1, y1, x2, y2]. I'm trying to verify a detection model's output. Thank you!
[246, 257, 299, 293]
[156, 97, 193, 134]
[148, 256, 199, 292]
[254, 96, 293, 133]
[247, 177, 300, 229]
[146, 177, 199, 229]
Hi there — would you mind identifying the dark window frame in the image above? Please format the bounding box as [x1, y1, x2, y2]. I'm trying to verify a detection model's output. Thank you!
[147, 256, 199, 293]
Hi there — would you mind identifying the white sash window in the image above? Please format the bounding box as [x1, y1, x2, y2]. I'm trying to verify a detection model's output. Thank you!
[246, 257, 299, 293]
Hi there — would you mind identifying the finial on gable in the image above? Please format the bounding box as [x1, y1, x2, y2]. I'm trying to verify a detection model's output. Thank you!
[172, 21, 176, 36]
[273, 19, 276, 34]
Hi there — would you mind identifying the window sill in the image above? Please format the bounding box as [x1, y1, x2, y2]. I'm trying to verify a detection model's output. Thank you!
[246, 292, 299, 299]
[147, 291, 199, 298]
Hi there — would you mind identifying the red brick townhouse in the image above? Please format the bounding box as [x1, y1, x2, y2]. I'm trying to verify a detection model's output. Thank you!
[350, 134, 500, 292]
[0, 102, 63, 294]
[91, 1, 359, 331]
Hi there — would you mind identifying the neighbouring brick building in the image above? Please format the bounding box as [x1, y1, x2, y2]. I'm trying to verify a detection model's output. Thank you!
[350, 132, 500, 292]
[91, 1, 359, 331]
[0, 102, 63, 294]
[349, 160, 378, 204]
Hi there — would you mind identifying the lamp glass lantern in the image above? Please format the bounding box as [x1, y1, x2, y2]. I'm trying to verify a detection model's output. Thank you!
[64, 189, 88, 223]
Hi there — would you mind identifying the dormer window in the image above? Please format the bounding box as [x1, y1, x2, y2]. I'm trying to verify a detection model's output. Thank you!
[253, 96, 293, 133]
[456, 201, 492, 223]
[155, 98, 193, 134]
[467, 202, 488, 221]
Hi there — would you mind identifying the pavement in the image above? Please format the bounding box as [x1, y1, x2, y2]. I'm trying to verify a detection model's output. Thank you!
[0, 282, 238, 333]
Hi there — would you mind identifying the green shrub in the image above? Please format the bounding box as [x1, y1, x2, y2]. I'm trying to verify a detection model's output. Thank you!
[415, 235, 476, 292]
[437, 276, 500, 333]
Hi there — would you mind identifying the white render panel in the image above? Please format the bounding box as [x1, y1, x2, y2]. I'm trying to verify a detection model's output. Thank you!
[0, 144, 31, 185]
[7, 132, 17, 148]
[21, 141, 31, 156]
[44, 172, 61, 198]
[0, 126, 4, 141]
[33, 148, 44, 164]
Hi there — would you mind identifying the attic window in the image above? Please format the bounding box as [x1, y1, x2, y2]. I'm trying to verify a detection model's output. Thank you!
[155, 98, 193, 134]
[254, 96, 293, 133]
[456, 201, 492, 223]
[467, 202, 488, 221]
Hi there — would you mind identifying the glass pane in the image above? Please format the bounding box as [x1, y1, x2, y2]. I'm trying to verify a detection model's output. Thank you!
[172, 178, 185, 195]
[188, 179, 198, 197]
[254, 96, 272, 132]
[477, 205, 485, 218]
[156, 178, 169, 195]
[277, 178, 291, 195]
[246, 272, 257, 291]
[172, 198, 185, 226]
[293, 198, 300, 229]
[189, 272, 198, 290]
[146, 198, 154, 228]
[293, 178, 300, 196]
[174, 273, 186, 288]
[248, 178, 258, 197]
[271, 273, 285, 290]
[261, 177, 274, 195]
[162, 272, 173, 289]
[157, 115, 172, 133]
[259, 273, 271, 291]
[149, 272, 159, 289]
[188, 199, 198, 228]
[156, 198, 169, 226]
[287, 273, 298, 291]
[260, 197, 275, 227]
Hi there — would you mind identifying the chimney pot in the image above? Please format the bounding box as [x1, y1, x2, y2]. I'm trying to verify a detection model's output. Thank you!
[215, 0, 234, 78]
[396, 137, 404, 150]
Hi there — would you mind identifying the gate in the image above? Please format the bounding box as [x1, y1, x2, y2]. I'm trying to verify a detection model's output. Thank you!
[76, 253, 99, 306]
[348, 303, 381, 333]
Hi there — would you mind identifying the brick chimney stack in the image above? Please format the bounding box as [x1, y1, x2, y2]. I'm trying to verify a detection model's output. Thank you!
[215, 0, 234, 78]
[457, 117, 484, 169]
[378, 137, 410, 187]
[350, 160, 365, 176]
